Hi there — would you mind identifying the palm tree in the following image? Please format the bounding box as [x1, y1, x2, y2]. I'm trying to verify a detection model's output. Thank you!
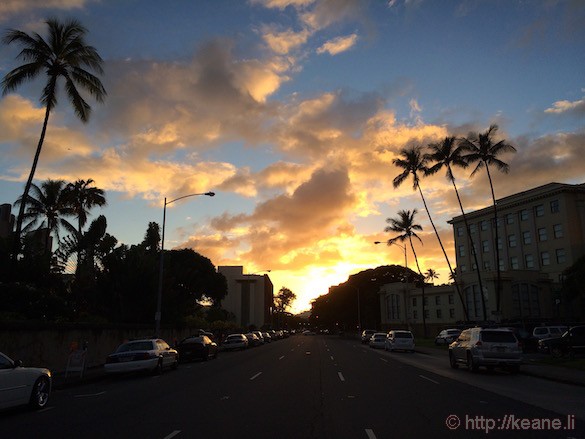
[384, 209, 427, 336]
[425, 136, 483, 319]
[424, 268, 439, 285]
[14, 179, 76, 253]
[2, 18, 106, 257]
[393, 145, 468, 320]
[460, 124, 517, 313]
[63, 179, 107, 235]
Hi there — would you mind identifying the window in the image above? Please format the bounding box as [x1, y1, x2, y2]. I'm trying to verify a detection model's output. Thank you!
[508, 234, 517, 248]
[436, 309, 442, 319]
[464, 285, 483, 319]
[538, 227, 548, 241]
[541, 251, 550, 266]
[550, 200, 559, 213]
[457, 226, 464, 237]
[499, 259, 505, 271]
[553, 224, 563, 239]
[412, 297, 417, 307]
[435, 296, 441, 305]
[506, 214, 514, 224]
[458, 245, 466, 257]
[449, 308, 455, 318]
[525, 254, 534, 269]
[482, 240, 489, 253]
[480, 220, 488, 231]
[556, 248, 566, 264]
[413, 310, 418, 319]
[520, 209, 529, 221]
[535, 204, 544, 217]
[497, 238, 503, 250]
[423, 297, 428, 306]
[483, 261, 491, 270]
[424, 309, 430, 319]
[512, 283, 540, 317]
[448, 294, 454, 305]
[510, 256, 519, 270]
[522, 231, 531, 245]
[470, 223, 477, 234]
[388, 294, 401, 320]
[460, 264, 467, 272]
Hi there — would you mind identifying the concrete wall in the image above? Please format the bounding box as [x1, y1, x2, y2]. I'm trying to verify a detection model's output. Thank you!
[0, 324, 198, 373]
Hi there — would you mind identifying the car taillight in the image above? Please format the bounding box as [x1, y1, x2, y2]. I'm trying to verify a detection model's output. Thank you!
[475, 341, 482, 346]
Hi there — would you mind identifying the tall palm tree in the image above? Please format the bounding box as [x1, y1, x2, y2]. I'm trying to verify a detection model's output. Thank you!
[460, 124, 517, 313]
[2, 18, 106, 257]
[384, 209, 427, 336]
[424, 268, 439, 285]
[63, 179, 107, 235]
[425, 136, 483, 319]
[14, 179, 76, 252]
[393, 145, 468, 320]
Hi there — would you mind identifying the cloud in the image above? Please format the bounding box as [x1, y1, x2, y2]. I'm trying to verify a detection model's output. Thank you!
[0, 0, 88, 21]
[316, 34, 358, 56]
[300, 0, 365, 31]
[544, 96, 585, 116]
[260, 26, 311, 55]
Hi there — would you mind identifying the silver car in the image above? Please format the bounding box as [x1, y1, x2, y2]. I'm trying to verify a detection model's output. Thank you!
[0, 351, 51, 410]
[449, 328, 522, 373]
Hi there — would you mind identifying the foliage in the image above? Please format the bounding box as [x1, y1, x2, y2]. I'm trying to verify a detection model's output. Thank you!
[274, 287, 296, 313]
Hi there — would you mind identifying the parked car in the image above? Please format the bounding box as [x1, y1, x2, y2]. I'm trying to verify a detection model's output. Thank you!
[385, 330, 415, 352]
[449, 328, 522, 373]
[532, 326, 568, 340]
[369, 333, 387, 349]
[177, 335, 218, 361]
[361, 329, 377, 344]
[252, 331, 265, 343]
[262, 332, 273, 343]
[222, 334, 248, 351]
[434, 329, 461, 345]
[244, 333, 262, 347]
[105, 338, 178, 375]
[538, 325, 585, 358]
[0, 351, 51, 410]
[504, 327, 538, 353]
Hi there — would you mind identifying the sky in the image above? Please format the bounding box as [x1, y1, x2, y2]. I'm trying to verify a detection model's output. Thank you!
[0, 0, 584, 314]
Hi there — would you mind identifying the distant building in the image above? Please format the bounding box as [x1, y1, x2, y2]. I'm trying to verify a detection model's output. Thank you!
[218, 266, 274, 329]
[0, 203, 14, 239]
[449, 182, 585, 322]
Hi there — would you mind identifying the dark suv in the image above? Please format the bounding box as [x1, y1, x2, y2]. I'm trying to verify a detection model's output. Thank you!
[538, 325, 585, 358]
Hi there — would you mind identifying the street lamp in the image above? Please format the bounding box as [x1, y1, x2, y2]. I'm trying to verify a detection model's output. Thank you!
[155, 191, 215, 336]
[374, 240, 407, 271]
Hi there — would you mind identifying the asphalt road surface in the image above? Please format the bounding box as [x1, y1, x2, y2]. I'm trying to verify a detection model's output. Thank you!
[1, 335, 584, 438]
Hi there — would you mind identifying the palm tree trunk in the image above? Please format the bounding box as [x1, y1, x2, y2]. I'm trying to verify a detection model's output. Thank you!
[448, 166, 486, 321]
[408, 237, 426, 337]
[485, 163, 501, 315]
[12, 105, 51, 262]
[416, 183, 469, 321]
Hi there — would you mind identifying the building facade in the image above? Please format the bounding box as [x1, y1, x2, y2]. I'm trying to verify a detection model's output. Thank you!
[218, 266, 274, 329]
[449, 182, 585, 322]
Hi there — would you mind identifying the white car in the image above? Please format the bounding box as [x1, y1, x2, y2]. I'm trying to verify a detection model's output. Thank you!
[0, 351, 51, 410]
[369, 332, 387, 349]
[222, 334, 248, 350]
[435, 329, 461, 345]
[104, 338, 178, 375]
[385, 330, 415, 352]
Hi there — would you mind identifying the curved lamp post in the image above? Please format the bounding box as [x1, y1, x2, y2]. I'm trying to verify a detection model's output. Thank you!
[374, 240, 407, 271]
[155, 191, 215, 336]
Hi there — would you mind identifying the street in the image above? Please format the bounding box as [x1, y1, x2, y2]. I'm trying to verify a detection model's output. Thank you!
[1, 335, 584, 438]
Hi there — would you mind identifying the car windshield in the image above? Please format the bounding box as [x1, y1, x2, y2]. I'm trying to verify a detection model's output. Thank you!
[481, 331, 516, 343]
[394, 332, 413, 338]
[116, 341, 153, 352]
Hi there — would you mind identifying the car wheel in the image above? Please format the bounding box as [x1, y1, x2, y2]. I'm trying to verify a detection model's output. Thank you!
[29, 376, 50, 409]
[171, 356, 179, 370]
[550, 346, 563, 358]
[449, 352, 459, 369]
[466, 353, 478, 372]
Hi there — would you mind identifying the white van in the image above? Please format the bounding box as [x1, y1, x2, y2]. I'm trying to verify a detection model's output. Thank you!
[532, 326, 567, 340]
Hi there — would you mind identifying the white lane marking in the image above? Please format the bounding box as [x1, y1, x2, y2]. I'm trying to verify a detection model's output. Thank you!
[365, 429, 377, 439]
[164, 431, 181, 439]
[291, 349, 295, 352]
[379, 358, 388, 363]
[250, 372, 262, 381]
[330, 356, 334, 361]
[38, 407, 55, 413]
[419, 374, 439, 385]
[279, 355, 285, 360]
[338, 372, 345, 382]
[74, 391, 106, 398]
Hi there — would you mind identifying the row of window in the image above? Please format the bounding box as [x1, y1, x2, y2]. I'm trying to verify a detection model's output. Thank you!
[412, 295, 455, 307]
[412, 309, 456, 319]
[458, 224, 564, 250]
[460, 248, 566, 272]
[386, 294, 457, 320]
[456, 200, 561, 237]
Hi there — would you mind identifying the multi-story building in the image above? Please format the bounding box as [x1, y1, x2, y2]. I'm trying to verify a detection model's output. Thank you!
[218, 266, 274, 329]
[449, 182, 585, 322]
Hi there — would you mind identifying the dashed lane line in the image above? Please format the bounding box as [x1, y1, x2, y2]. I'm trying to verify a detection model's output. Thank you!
[250, 372, 262, 381]
[419, 374, 439, 385]
[338, 372, 345, 382]
[163, 431, 181, 439]
[365, 429, 377, 439]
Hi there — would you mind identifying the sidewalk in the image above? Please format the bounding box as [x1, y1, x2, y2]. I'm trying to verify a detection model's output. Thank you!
[415, 346, 585, 387]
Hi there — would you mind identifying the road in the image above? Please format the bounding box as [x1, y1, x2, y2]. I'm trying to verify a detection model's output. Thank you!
[1, 335, 584, 438]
